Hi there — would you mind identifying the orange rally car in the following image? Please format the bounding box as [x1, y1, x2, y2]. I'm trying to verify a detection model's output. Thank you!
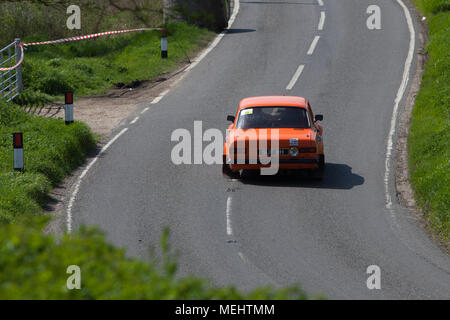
[223, 96, 325, 179]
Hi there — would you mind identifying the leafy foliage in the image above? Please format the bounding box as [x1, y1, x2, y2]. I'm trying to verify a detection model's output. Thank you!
[0, 224, 309, 299]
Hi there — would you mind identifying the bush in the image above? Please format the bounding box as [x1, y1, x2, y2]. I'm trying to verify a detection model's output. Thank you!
[0, 223, 309, 299]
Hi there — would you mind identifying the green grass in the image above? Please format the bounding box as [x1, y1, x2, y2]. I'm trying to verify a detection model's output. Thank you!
[15, 22, 213, 106]
[0, 1, 163, 48]
[410, 0, 449, 242]
[0, 99, 96, 223]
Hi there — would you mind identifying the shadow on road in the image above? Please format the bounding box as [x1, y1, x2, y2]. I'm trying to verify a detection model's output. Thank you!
[238, 163, 365, 190]
[241, 1, 317, 5]
[225, 28, 256, 34]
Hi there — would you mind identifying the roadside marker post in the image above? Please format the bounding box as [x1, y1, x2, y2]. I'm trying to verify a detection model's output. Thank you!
[13, 132, 24, 172]
[65, 91, 74, 125]
[161, 29, 168, 59]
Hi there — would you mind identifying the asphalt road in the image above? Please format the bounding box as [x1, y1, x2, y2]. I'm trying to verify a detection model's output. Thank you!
[71, 0, 450, 299]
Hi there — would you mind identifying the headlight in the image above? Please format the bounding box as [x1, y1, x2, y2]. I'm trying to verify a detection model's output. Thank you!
[289, 147, 299, 157]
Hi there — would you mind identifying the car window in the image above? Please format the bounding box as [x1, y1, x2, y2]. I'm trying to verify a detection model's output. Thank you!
[307, 103, 316, 129]
[236, 107, 310, 129]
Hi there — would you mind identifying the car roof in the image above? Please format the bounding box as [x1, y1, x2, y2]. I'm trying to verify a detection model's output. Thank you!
[238, 96, 307, 110]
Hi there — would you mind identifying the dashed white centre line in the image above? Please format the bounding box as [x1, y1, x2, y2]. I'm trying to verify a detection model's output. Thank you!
[318, 11, 326, 31]
[238, 252, 249, 264]
[151, 89, 170, 104]
[140, 107, 149, 114]
[286, 64, 305, 90]
[307, 36, 320, 55]
[317, 0, 324, 6]
[226, 196, 233, 236]
[151, 96, 163, 104]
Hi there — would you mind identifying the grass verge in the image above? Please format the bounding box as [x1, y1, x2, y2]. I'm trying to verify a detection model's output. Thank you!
[16, 22, 213, 106]
[0, 99, 96, 224]
[409, 0, 449, 242]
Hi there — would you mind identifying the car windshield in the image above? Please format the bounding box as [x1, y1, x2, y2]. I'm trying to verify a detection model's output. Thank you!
[236, 106, 310, 129]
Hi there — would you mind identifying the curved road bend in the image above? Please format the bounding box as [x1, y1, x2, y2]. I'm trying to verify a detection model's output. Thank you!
[71, 0, 450, 299]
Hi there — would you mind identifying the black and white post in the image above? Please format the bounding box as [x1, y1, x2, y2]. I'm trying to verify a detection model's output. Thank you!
[161, 29, 168, 59]
[65, 91, 74, 125]
[13, 132, 24, 172]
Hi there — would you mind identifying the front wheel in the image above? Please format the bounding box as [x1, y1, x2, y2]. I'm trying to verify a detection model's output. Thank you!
[222, 156, 240, 179]
[312, 155, 325, 180]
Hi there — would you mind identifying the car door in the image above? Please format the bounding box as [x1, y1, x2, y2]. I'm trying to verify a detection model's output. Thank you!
[307, 102, 323, 153]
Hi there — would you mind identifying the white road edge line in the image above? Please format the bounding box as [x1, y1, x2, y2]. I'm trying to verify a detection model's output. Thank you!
[67, 128, 128, 233]
[226, 196, 233, 236]
[286, 64, 305, 90]
[184, 0, 240, 73]
[149, 0, 240, 102]
[385, 1, 415, 212]
[318, 11, 326, 31]
[307, 36, 320, 55]
[317, 0, 324, 6]
[130, 116, 139, 124]
[66, 1, 241, 233]
[151, 89, 170, 104]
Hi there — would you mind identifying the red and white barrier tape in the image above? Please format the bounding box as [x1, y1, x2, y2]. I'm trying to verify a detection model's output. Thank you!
[0, 27, 163, 72]
[0, 44, 24, 72]
[23, 27, 162, 46]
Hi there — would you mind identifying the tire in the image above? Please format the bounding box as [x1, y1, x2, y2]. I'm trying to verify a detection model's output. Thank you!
[318, 154, 325, 171]
[241, 169, 260, 179]
[222, 156, 240, 179]
[313, 155, 325, 180]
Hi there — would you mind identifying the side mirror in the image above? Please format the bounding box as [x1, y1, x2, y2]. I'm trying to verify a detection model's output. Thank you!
[314, 114, 323, 122]
[227, 115, 235, 122]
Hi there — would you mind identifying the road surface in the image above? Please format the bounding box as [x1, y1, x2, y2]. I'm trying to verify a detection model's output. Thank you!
[70, 0, 450, 299]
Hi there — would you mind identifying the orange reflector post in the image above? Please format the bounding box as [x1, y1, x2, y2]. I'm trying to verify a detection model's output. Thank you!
[13, 132, 23, 148]
[65, 91, 73, 105]
[13, 132, 24, 172]
[161, 28, 168, 59]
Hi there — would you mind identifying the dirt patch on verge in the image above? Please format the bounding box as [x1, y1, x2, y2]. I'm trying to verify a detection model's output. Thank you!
[26, 65, 191, 139]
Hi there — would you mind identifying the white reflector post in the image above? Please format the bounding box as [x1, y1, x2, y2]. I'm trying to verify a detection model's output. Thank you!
[13, 132, 24, 172]
[161, 29, 168, 59]
[65, 91, 74, 125]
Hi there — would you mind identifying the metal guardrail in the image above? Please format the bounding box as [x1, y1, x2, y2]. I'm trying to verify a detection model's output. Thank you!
[0, 38, 23, 102]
